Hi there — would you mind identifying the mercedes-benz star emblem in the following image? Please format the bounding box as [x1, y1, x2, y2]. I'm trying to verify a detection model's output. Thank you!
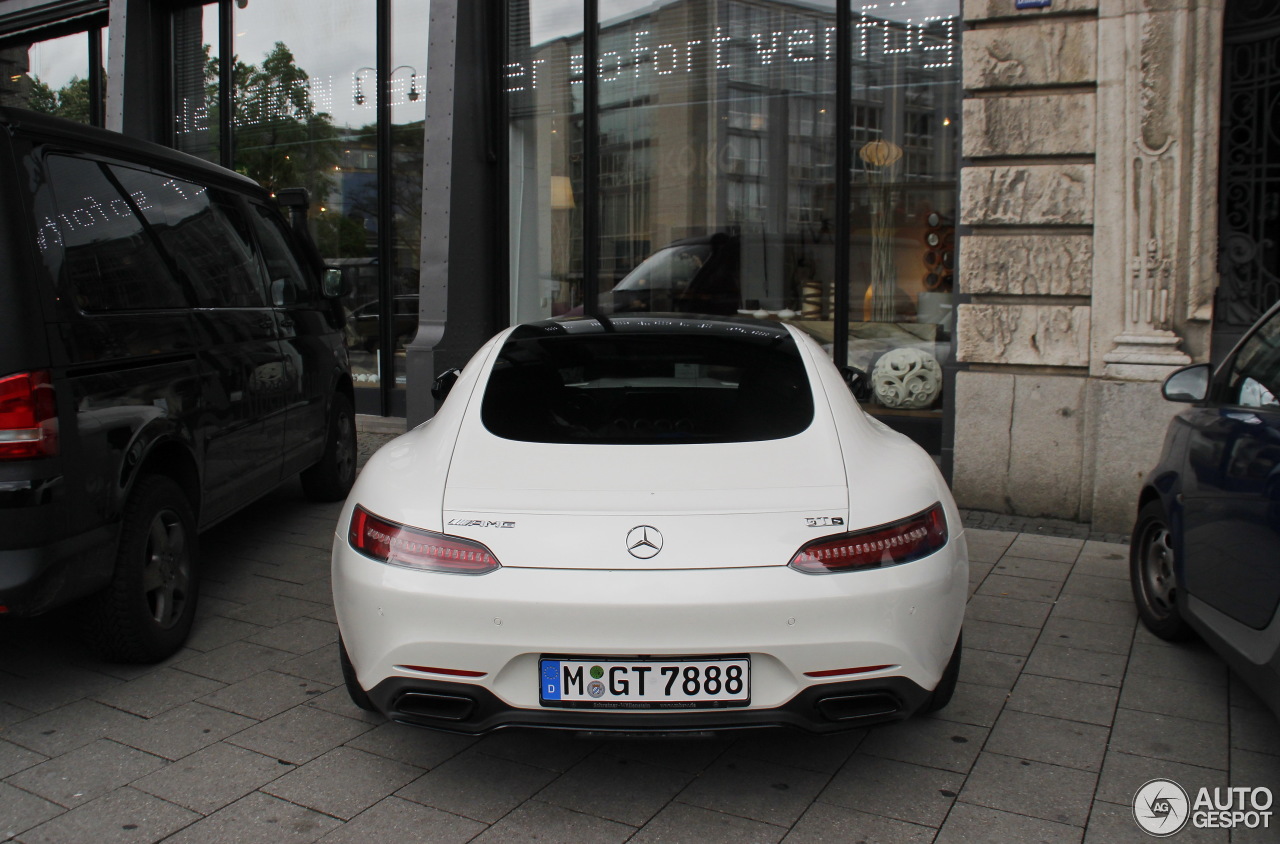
[626, 525, 663, 559]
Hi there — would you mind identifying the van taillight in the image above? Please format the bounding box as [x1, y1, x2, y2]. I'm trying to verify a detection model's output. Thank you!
[0, 371, 57, 460]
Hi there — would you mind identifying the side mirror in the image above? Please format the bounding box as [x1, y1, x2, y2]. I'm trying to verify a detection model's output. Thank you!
[1162, 363, 1210, 403]
[840, 365, 873, 404]
[432, 368, 461, 402]
[322, 267, 350, 299]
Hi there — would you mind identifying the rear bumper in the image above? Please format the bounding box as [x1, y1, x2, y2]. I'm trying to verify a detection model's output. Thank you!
[0, 521, 117, 615]
[369, 673, 932, 735]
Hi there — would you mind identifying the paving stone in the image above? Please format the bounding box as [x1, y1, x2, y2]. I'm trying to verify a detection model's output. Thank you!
[228, 705, 373, 765]
[264, 746, 423, 821]
[1005, 674, 1119, 726]
[960, 752, 1097, 827]
[597, 736, 734, 772]
[819, 753, 962, 827]
[395, 748, 557, 823]
[783, 802, 935, 843]
[936, 801, 1083, 843]
[965, 594, 1053, 629]
[1127, 642, 1229, 688]
[1006, 535, 1083, 564]
[105, 701, 255, 761]
[1109, 708, 1229, 770]
[174, 641, 295, 684]
[963, 620, 1040, 657]
[276, 646, 345, 686]
[345, 721, 475, 769]
[183, 616, 265, 653]
[1119, 673, 1228, 725]
[958, 648, 1025, 691]
[160, 791, 341, 844]
[199, 669, 331, 721]
[1230, 746, 1280, 793]
[990, 555, 1073, 583]
[1071, 553, 1130, 581]
[927, 681, 1008, 728]
[0, 697, 34, 729]
[276, 578, 337, 605]
[1060, 572, 1133, 602]
[963, 529, 1018, 564]
[627, 802, 784, 844]
[1094, 749, 1227, 805]
[316, 796, 485, 844]
[538, 752, 692, 827]
[979, 570, 1062, 600]
[728, 729, 865, 775]
[246, 617, 338, 655]
[676, 755, 829, 826]
[0, 737, 46, 778]
[474, 728, 598, 773]
[304, 686, 385, 724]
[6, 739, 165, 809]
[1229, 671, 1270, 712]
[0, 663, 122, 714]
[1050, 594, 1137, 627]
[132, 742, 289, 815]
[858, 718, 987, 775]
[223, 594, 327, 627]
[1040, 616, 1135, 656]
[0, 780, 64, 840]
[1025, 643, 1128, 687]
[0, 699, 142, 757]
[470, 799, 635, 844]
[92, 668, 226, 719]
[1230, 705, 1280, 757]
[968, 561, 994, 584]
[984, 710, 1109, 772]
[18, 785, 197, 844]
[1084, 799, 1228, 844]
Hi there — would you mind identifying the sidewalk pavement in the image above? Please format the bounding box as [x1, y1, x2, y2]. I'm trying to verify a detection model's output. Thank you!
[0, 431, 1276, 843]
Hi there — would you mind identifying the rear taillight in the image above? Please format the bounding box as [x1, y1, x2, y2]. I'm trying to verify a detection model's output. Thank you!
[348, 505, 501, 574]
[789, 502, 948, 574]
[0, 371, 57, 460]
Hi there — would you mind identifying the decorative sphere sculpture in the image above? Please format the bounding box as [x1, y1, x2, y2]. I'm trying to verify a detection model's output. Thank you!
[871, 347, 942, 409]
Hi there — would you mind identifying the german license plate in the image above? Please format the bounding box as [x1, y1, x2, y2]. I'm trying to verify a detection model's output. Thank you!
[539, 656, 750, 709]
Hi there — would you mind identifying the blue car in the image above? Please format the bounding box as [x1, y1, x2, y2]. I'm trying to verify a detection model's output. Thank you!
[1132, 300, 1280, 715]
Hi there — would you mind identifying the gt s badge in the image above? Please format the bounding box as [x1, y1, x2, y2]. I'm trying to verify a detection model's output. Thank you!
[447, 519, 516, 529]
[805, 517, 844, 527]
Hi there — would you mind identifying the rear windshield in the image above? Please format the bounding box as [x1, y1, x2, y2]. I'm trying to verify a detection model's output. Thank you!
[481, 327, 814, 444]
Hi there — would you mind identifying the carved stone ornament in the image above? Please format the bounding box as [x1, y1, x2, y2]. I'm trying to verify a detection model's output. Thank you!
[871, 347, 943, 409]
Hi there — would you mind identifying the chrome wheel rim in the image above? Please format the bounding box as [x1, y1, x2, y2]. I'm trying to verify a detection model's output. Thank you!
[1139, 520, 1177, 619]
[141, 509, 190, 629]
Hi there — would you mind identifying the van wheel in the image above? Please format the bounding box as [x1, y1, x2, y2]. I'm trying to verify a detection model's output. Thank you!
[921, 633, 961, 714]
[83, 476, 199, 663]
[1130, 500, 1194, 641]
[301, 393, 357, 502]
[340, 637, 378, 713]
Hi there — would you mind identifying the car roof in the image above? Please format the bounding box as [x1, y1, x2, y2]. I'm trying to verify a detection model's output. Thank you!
[510, 314, 795, 342]
[0, 106, 266, 196]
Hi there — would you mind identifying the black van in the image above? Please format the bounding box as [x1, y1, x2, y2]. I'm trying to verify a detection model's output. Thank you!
[0, 108, 356, 662]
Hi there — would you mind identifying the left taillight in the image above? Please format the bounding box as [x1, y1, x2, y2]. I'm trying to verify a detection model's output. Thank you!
[0, 370, 57, 460]
[348, 505, 501, 574]
[789, 502, 948, 574]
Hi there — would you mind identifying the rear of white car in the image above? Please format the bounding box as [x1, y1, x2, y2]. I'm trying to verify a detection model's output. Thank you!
[333, 316, 967, 734]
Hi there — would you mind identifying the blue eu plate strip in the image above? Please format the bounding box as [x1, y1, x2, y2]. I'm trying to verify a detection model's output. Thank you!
[541, 660, 561, 700]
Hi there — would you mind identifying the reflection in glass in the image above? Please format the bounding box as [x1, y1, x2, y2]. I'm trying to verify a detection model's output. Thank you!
[1, 28, 100, 124]
[173, 3, 220, 161]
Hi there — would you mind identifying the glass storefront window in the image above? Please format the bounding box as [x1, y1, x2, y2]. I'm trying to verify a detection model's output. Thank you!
[172, 3, 220, 162]
[506, 0, 960, 451]
[1, 26, 106, 125]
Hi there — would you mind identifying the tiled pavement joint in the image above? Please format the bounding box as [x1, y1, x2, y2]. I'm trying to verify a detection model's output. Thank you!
[0, 431, 1274, 843]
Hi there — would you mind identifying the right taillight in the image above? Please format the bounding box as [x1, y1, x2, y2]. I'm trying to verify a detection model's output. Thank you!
[789, 502, 948, 574]
[348, 505, 501, 574]
[0, 371, 57, 460]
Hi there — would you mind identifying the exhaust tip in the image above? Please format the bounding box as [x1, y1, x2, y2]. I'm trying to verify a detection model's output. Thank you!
[816, 692, 902, 722]
[395, 691, 476, 722]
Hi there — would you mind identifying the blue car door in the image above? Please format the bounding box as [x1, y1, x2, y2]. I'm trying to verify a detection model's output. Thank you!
[1180, 308, 1280, 629]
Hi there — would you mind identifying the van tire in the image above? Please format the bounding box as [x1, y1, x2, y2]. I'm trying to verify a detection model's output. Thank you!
[301, 393, 357, 502]
[83, 475, 199, 663]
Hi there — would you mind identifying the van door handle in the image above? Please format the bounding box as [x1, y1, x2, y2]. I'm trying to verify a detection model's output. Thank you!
[279, 318, 295, 329]
[256, 317, 274, 330]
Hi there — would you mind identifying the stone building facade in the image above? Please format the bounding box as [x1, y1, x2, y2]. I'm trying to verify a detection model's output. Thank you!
[953, 0, 1226, 532]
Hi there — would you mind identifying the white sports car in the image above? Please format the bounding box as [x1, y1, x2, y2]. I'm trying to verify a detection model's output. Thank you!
[332, 316, 967, 734]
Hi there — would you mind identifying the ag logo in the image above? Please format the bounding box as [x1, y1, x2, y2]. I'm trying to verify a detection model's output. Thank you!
[1134, 778, 1190, 837]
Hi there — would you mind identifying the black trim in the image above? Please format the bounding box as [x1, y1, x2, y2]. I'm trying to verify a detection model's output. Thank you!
[377, 0, 393, 417]
[217, 0, 233, 169]
[581, 0, 600, 316]
[367, 673, 930, 735]
[833, 0, 851, 371]
[0, 2, 105, 43]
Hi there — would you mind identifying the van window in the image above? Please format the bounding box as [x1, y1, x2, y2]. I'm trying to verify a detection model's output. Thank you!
[36, 155, 186, 312]
[249, 204, 313, 307]
[107, 165, 267, 309]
